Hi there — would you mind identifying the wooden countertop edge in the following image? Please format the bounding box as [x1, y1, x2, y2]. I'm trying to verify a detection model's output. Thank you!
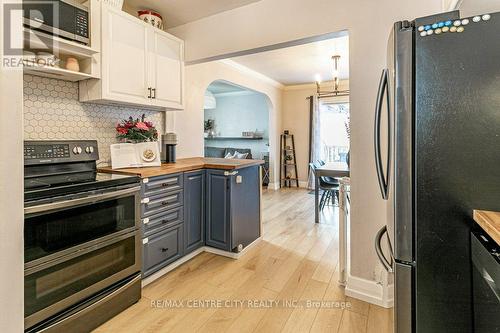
[473, 210, 500, 246]
[98, 158, 264, 178]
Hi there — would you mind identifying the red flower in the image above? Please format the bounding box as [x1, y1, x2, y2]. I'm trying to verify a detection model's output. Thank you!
[117, 127, 128, 135]
[135, 122, 149, 131]
[124, 121, 134, 129]
[145, 121, 154, 128]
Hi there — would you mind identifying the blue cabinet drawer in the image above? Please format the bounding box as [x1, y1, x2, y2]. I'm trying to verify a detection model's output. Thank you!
[142, 174, 183, 197]
[142, 206, 183, 237]
[143, 224, 184, 277]
[142, 190, 183, 217]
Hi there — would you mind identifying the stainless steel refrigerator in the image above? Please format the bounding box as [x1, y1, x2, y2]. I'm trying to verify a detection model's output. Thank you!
[374, 10, 500, 333]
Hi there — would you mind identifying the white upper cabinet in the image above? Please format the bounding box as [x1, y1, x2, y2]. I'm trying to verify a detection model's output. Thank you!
[149, 30, 184, 109]
[80, 5, 184, 110]
[102, 8, 149, 104]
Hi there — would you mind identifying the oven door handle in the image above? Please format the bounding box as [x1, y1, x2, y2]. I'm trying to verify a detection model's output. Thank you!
[24, 186, 141, 215]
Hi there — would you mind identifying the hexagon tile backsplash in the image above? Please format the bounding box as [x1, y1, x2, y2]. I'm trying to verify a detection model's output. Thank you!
[23, 75, 165, 165]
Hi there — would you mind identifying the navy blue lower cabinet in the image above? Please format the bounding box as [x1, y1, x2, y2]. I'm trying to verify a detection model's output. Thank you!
[184, 170, 205, 254]
[142, 223, 184, 277]
[205, 169, 232, 251]
[205, 166, 261, 252]
[229, 166, 261, 251]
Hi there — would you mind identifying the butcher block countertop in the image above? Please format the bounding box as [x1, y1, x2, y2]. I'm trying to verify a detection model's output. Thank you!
[99, 157, 264, 178]
[473, 210, 500, 245]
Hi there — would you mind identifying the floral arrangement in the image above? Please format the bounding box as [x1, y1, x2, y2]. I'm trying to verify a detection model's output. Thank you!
[116, 114, 158, 143]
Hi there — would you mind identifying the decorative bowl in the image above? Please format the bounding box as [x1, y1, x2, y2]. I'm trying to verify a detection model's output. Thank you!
[138, 10, 164, 30]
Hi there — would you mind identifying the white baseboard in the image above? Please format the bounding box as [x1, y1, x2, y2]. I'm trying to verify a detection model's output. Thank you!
[204, 237, 262, 259]
[345, 274, 394, 308]
[141, 238, 262, 287]
[267, 181, 308, 190]
[267, 182, 279, 190]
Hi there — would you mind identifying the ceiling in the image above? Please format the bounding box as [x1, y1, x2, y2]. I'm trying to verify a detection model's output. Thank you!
[230, 35, 349, 86]
[124, 0, 262, 28]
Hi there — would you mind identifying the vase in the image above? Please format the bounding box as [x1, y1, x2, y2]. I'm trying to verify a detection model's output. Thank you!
[65, 57, 80, 72]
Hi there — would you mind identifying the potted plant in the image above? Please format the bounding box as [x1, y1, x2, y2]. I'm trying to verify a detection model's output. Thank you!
[204, 119, 215, 138]
[116, 114, 158, 143]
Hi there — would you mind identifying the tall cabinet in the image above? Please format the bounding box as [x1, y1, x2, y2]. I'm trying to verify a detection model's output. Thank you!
[79, 5, 184, 110]
[205, 167, 261, 252]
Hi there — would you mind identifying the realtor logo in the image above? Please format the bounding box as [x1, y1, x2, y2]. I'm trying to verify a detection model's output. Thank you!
[2, 1, 58, 69]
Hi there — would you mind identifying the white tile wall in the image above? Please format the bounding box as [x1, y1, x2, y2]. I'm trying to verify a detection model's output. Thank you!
[23, 75, 165, 165]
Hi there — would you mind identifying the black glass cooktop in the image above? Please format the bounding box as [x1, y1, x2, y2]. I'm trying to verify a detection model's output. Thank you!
[24, 172, 140, 203]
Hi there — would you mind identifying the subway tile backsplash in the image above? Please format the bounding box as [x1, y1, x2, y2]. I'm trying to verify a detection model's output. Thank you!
[23, 75, 165, 165]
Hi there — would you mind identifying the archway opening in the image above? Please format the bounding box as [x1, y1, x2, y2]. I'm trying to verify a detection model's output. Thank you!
[203, 80, 271, 186]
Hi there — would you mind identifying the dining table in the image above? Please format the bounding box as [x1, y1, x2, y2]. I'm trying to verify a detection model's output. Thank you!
[314, 162, 350, 223]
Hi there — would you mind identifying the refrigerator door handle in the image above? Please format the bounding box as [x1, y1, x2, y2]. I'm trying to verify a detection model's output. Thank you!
[375, 225, 394, 273]
[374, 69, 389, 200]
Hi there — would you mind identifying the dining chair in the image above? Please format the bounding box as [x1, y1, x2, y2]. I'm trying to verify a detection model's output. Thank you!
[310, 163, 340, 210]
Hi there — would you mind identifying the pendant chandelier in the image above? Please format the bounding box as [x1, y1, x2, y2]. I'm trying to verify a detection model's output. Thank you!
[315, 55, 349, 98]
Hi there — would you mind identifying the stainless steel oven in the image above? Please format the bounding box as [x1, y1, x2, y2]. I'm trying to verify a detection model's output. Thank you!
[24, 186, 142, 330]
[24, 140, 142, 332]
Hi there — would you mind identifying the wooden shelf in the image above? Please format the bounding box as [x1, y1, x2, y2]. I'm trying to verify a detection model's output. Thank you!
[23, 28, 99, 81]
[205, 137, 264, 141]
[24, 28, 98, 59]
[24, 65, 94, 82]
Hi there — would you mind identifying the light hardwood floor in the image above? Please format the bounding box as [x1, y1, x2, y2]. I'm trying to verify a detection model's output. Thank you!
[94, 188, 393, 333]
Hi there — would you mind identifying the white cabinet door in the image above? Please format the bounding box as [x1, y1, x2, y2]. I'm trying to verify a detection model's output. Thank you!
[102, 8, 150, 104]
[150, 29, 184, 109]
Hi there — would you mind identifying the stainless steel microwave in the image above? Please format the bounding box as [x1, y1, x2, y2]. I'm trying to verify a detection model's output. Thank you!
[22, 0, 89, 45]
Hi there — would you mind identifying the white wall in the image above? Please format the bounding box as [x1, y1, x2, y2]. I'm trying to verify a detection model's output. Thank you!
[169, 0, 442, 288]
[205, 92, 270, 159]
[0, 0, 24, 331]
[459, 0, 500, 16]
[442, 0, 460, 11]
[171, 60, 282, 184]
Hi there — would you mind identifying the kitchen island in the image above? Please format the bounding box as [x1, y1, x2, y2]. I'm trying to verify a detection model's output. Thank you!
[100, 157, 264, 284]
[473, 210, 500, 245]
[99, 157, 264, 177]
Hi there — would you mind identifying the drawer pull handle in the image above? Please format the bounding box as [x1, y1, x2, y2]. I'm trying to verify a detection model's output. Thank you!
[161, 214, 177, 224]
[160, 179, 177, 186]
[161, 195, 178, 205]
[161, 247, 169, 252]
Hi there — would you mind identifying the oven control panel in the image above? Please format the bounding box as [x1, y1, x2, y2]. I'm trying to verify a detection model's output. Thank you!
[24, 140, 99, 165]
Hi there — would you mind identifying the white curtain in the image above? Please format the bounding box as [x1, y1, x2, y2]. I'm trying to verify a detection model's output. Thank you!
[307, 95, 321, 190]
